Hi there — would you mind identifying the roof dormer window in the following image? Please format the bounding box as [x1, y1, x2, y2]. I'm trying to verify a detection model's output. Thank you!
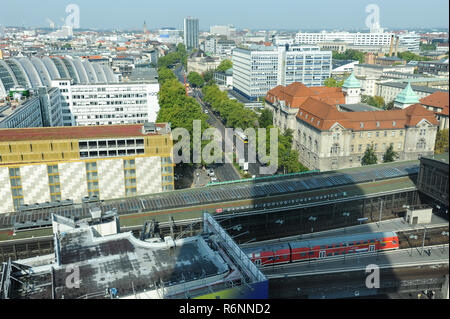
[376, 121, 380, 128]
[360, 122, 364, 129]
[393, 121, 396, 127]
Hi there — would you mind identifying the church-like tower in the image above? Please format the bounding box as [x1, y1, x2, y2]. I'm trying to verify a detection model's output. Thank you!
[342, 72, 361, 104]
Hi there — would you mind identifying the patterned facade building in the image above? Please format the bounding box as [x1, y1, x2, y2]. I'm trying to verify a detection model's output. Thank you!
[0, 123, 174, 213]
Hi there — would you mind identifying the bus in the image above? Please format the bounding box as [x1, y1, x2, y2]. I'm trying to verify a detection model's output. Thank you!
[235, 130, 248, 144]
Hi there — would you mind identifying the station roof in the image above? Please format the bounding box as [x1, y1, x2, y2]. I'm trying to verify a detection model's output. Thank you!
[0, 123, 170, 142]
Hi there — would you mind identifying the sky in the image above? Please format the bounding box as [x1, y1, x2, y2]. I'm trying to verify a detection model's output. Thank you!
[0, 0, 448, 31]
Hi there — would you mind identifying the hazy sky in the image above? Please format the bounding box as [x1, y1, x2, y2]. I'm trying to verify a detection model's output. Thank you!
[0, 0, 448, 30]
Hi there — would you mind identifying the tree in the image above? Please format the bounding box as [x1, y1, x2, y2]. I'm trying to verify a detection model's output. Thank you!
[332, 49, 365, 64]
[397, 51, 432, 62]
[259, 109, 273, 128]
[361, 144, 378, 166]
[361, 95, 385, 109]
[202, 70, 215, 84]
[385, 100, 395, 110]
[383, 144, 399, 163]
[435, 129, 449, 154]
[217, 59, 232, 72]
[187, 72, 204, 88]
[324, 78, 344, 88]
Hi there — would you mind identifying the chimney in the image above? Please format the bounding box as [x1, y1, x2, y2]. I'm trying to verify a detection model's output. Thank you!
[395, 36, 400, 57]
[389, 35, 394, 57]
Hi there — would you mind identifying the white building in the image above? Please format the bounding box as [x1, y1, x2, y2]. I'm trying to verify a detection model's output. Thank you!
[398, 32, 421, 53]
[232, 45, 332, 101]
[295, 30, 393, 46]
[296, 30, 421, 53]
[210, 25, 236, 38]
[52, 80, 160, 127]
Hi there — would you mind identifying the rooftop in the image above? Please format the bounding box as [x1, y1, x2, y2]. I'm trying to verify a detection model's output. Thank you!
[0, 123, 170, 142]
[50, 227, 229, 299]
[343, 72, 361, 89]
[266, 82, 345, 108]
[338, 103, 382, 112]
[420, 91, 449, 110]
[422, 153, 449, 166]
[395, 82, 420, 105]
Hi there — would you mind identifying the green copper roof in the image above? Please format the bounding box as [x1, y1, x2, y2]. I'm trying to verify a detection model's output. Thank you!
[343, 72, 361, 88]
[395, 82, 420, 104]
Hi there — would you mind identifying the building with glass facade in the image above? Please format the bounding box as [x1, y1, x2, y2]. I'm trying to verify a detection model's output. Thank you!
[232, 45, 332, 101]
[184, 17, 199, 50]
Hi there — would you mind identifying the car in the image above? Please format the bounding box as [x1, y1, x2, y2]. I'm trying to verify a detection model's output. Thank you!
[211, 177, 218, 183]
[207, 169, 215, 177]
[205, 110, 209, 114]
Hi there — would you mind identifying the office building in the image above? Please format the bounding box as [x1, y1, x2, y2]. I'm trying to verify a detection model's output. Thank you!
[52, 79, 160, 127]
[0, 123, 174, 213]
[232, 45, 332, 101]
[0, 87, 62, 129]
[184, 17, 199, 50]
[295, 30, 393, 47]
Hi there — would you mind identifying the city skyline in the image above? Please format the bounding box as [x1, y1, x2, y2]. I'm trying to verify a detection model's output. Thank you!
[0, 0, 448, 31]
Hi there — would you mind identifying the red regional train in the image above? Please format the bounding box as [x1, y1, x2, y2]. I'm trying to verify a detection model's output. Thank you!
[243, 232, 399, 267]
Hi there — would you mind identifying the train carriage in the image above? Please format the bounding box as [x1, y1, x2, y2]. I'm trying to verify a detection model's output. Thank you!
[244, 243, 291, 267]
[245, 231, 399, 267]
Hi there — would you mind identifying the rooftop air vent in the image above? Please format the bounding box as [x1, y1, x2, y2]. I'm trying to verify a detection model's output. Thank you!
[142, 122, 157, 134]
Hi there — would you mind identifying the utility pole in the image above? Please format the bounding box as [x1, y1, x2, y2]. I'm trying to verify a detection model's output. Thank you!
[421, 226, 427, 256]
[378, 199, 383, 229]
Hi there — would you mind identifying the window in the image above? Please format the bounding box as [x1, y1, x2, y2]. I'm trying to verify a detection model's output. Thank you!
[367, 132, 372, 138]
[392, 131, 395, 137]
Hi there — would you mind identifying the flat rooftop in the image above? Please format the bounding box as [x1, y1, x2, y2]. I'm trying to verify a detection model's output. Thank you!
[422, 153, 449, 166]
[0, 123, 170, 142]
[51, 228, 229, 299]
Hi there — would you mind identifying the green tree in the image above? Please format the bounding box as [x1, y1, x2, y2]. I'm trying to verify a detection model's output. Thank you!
[385, 100, 395, 110]
[187, 72, 205, 88]
[202, 70, 215, 84]
[361, 95, 385, 109]
[397, 51, 432, 62]
[259, 108, 273, 128]
[217, 59, 232, 72]
[383, 144, 399, 163]
[332, 49, 365, 63]
[324, 78, 344, 88]
[361, 144, 378, 166]
[435, 129, 449, 154]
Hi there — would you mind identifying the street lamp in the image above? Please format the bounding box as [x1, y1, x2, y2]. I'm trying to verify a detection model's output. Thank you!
[441, 232, 449, 253]
[421, 226, 427, 256]
[410, 235, 418, 256]
[378, 199, 384, 229]
[309, 216, 317, 233]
